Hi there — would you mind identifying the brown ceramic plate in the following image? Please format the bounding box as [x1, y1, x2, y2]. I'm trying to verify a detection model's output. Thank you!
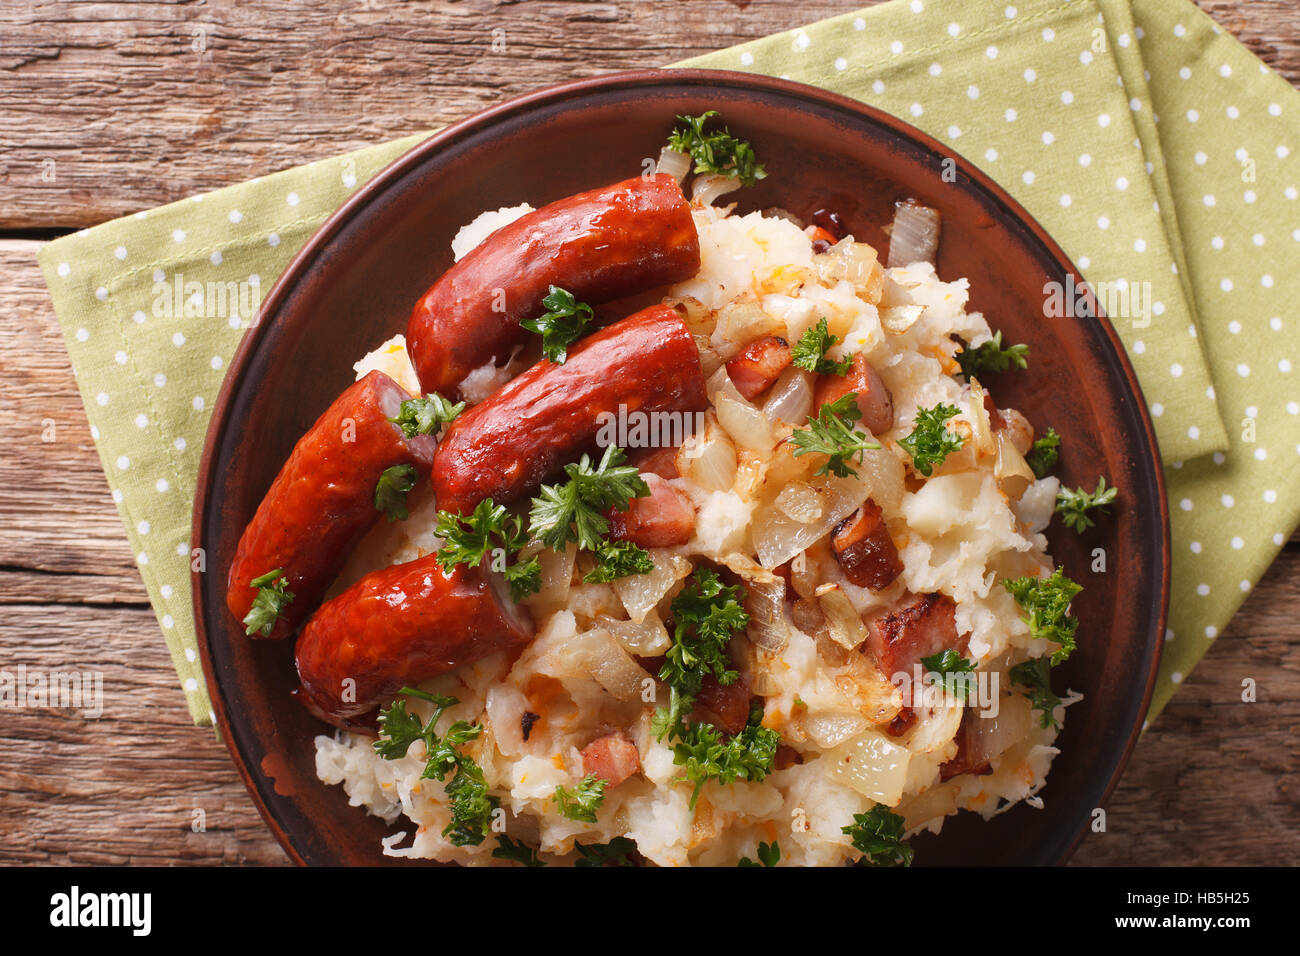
[193, 69, 1169, 866]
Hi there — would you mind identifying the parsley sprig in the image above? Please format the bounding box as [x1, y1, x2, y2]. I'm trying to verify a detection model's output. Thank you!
[652, 567, 749, 742]
[738, 841, 781, 867]
[552, 774, 608, 823]
[1026, 427, 1061, 479]
[898, 403, 963, 477]
[242, 568, 294, 637]
[789, 393, 881, 478]
[1004, 567, 1083, 665]
[388, 393, 465, 438]
[791, 317, 852, 376]
[520, 285, 596, 364]
[492, 835, 546, 867]
[583, 539, 655, 583]
[842, 806, 914, 867]
[1055, 476, 1118, 533]
[529, 446, 650, 552]
[574, 836, 638, 867]
[920, 649, 976, 701]
[956, 330, 1029, 379]
[374, 464, 418, 521]
[671, 712, 780, 810]
[374, 688, 497, 847]
[1009, 657, 1063, 729]
[435, 498, 541, 601]
[667, 111, 766, 187]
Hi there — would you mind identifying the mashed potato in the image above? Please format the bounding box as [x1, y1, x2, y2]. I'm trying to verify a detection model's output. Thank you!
[316, 199, 1076, 866]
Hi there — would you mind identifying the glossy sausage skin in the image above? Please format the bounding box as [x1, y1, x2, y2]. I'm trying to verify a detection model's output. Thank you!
[407, 174, 700, 397]
[295, 555, 533, 728]
[813, 353, 894, 435]
[726, 336, 792, 400]
[831, 499, 903, 591]
[432, 304, 708, 515]
[226, 371, 437, 640]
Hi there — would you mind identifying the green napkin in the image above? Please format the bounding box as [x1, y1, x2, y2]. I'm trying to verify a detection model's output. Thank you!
[37, 0, 1299, 728]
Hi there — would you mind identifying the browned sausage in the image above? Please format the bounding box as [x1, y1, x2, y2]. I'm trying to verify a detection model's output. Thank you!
[864, 593, 964, 680]
[407, 174, 700, 397]
[226, 371, 437, 640]
[691, 674, 752, 735]
[939, 710, 994, 781]
[581, 733, 641, 787]
[812, 353, 894, 435]
[831, 499, 903, 591]
[606, 474, 696, 547]
[295, 554, 533, 728]
[432, 304, 707, 515]
[725, 335, 792, 400]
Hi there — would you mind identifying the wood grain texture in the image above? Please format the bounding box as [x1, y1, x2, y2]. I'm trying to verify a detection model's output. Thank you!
[0, 0, 1296, 867]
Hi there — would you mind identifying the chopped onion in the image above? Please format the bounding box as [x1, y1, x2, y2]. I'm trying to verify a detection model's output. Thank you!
[744, 578, 790, 653]
[832, 660, 903, 726]
[692, 172, 742, 206]
[523, 542, 576, 610]
[968, 378, 996, 458]
[655, 146, 691, 183]
[775, 481, 825, 523]
[612, 548, 692, 623]
[677, 413, 737, 491]
[994, 430, 1037, 500]
[577, 628, 650, 701]
[815, 239, 883, 299]
[485, 684, 532, 756]
[825, 730, 912, 805]
[715, 389, 775, 453]
[712, 301, 782, 354]
[880, 304, 925, 335]
[804, 712, 868, 749]
[816, 584, 868, 650]
[965, 692, 1033, 767]
[898, 781, 959, 831]
[761, 366, 814, 425]
[600, 611, 671, 656]
[887, 200, 942, 268]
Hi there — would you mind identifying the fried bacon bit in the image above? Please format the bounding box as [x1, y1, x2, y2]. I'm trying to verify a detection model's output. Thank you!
[812, 353, 894, 435]
[883, 706, 918, 738]
[606, 473, 696, 547]
[691, 674, 752, 735]
[628, 444, 681, 480]
[520, 710, 540, 742]
[725, 335, 793, 401]
[774, 744, 805, 771]
[939, 711, 993, 781]
[865, 593, 963, 680]
[831, 498, 904, 591]
[580, 733, 641, 788]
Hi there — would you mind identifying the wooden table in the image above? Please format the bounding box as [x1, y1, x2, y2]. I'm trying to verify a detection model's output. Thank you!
[1, 0, 1296, 866]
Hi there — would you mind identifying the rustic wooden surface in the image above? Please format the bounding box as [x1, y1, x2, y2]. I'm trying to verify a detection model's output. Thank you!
[0, 0, 1296, 867]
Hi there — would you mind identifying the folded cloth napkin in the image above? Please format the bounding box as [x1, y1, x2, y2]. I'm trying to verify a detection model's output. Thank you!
[36, 0, 1299, 727]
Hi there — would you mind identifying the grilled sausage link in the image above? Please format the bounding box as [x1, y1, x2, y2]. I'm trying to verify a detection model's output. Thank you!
[226, 370, 437, 640]
[431, 304, 707, 515]
[295, 555, 534, 728]
[407, 174, 700, 397]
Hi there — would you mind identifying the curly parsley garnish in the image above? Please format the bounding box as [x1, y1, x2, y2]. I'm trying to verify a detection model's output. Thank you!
[842, 806, 914, 867]
[529, 446, 650, 552]
[520, 285, 595, 364]
[667, 111, 766, 187]
[583, 539, 655, 583]
[956, 330, 1029, 379]
[574, 836, 638, 867]
[671, 715, 780, 811]
[552, 774, 608, 823]
[1009, 657, 1063, 730]
[374, 463, 418, 521]
[738, 841, 781, 867]
[1025, 427, 1061, 479]
[789, 393, 881, 478]
[1004, 567, 1083, 665]
[898, 402, 963, 477]
[791, 317, 852, 376]
[242, 568, 294, 637]
[492, 835, 546, 867]
[1055, 476, 1117, 533]
[920, 649, 976, 701]
[652, 567, 749, 742]
[374, 688, 496, 847]
[388, 393, 465, 438]
[435, 498, 541, 601]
